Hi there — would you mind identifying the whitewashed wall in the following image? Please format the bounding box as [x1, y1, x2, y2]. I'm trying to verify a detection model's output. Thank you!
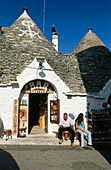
[0, 57, 88, 136]
[87, 79, 111, 111]
[0, 86, 13, 131]
[51, 34, 58, 51]
[99, 79, 111, 102]
[87, 96, 105, 110]
[49, 95, 88, 133]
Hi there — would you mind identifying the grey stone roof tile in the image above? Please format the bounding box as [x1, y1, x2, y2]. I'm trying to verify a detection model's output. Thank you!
[72, 29, 111, 93]
[0, 10, 85, 93]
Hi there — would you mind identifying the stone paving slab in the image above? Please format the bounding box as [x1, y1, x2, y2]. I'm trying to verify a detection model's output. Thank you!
[0, 145, 110, 170]
[0, 134, 80, 146]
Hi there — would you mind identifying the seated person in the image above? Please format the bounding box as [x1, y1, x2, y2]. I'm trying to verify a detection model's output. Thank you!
[75, 113, 92, 147]
[59, 113, 75, 148]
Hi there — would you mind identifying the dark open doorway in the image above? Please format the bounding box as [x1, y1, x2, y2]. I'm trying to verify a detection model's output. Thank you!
[29, 93, 48, 134]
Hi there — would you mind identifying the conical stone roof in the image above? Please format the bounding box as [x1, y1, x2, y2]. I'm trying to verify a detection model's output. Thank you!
[0, 9, 85, 93]
[72, 28, 105, 54]
[72, 28, 111, 94]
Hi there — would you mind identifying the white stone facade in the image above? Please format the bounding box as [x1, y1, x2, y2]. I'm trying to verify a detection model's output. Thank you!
[0, 57, 88, 137]
[0, 56, 111, 138]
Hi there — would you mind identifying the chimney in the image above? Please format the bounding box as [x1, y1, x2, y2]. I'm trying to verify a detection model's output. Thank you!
[88, 28, 92, 32]
[51, 25, 58, 51]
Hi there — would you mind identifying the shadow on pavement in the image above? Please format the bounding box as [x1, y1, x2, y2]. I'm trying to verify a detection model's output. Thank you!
[93, 143, 111, 165]
[0, 149, 20, 170]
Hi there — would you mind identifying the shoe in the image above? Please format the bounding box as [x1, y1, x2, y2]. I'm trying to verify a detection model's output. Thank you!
[71, 143, 75, 148]
[59, 139, 63, 144]
[87, 144, 93, 146]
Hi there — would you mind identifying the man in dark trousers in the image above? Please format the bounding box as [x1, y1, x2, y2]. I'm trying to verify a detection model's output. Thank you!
[59, 113, 75, 148]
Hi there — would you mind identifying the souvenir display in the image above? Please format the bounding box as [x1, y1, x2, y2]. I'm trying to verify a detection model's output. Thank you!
[88, 109, 111, 143]
[50, 100, 60, 123]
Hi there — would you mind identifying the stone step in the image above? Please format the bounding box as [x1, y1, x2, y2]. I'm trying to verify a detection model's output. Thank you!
[30, 126, 46, 135]
[31, 128, 45, 132]
[31, 127, 44, 131]
[30, 131, 46, 134]
[0, 135, 80, 146]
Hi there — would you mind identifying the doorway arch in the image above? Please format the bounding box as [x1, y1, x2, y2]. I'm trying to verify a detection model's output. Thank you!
[18, 79, 59, 137]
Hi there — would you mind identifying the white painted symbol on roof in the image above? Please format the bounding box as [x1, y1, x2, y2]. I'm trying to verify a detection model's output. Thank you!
[18, 21, 43, 39]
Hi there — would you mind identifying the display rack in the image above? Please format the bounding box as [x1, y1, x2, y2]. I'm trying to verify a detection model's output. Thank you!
[88, 110, 111, 143]
[50, 100, 60, 123]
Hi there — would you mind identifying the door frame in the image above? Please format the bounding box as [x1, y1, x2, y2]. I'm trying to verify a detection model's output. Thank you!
[18, 79, 59, 137]
[28, 93, 48, 134]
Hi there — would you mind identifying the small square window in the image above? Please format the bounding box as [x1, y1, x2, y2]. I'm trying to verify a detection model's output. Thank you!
[67, 96, 72, 99]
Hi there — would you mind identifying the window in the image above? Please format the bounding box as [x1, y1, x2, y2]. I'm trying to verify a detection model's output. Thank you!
[67, 96, 72, 99]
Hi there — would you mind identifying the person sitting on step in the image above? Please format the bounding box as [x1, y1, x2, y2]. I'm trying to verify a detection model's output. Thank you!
[58, 113, 75, 148]
[75, 113, 92, 148]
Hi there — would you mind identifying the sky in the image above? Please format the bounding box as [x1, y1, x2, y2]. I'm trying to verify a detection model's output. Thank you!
[0, 0, 111, 54]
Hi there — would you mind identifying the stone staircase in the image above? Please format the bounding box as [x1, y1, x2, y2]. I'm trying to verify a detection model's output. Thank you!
[29, 126, 46, 135]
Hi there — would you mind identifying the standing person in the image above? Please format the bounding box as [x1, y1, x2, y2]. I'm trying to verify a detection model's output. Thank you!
[75, 113, 92, 147]
[59, 113, 75, 148]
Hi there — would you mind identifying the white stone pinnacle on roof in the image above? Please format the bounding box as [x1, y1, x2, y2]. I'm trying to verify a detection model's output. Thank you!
[19, 8, 31, 19]
[88, 28, 92, 32]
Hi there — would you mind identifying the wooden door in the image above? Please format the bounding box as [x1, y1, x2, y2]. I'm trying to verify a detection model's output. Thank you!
[40, 106, 44, 128]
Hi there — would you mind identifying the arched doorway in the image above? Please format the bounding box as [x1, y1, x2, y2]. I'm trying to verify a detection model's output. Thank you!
[18, 79, 59, 137]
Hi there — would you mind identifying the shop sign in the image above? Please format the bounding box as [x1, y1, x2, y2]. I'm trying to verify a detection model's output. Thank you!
[22, 80, 55, 94]
[30, 88, 53, 94]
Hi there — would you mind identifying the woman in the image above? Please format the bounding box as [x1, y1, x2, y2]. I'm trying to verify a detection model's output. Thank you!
[75, 113, 92, 147]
